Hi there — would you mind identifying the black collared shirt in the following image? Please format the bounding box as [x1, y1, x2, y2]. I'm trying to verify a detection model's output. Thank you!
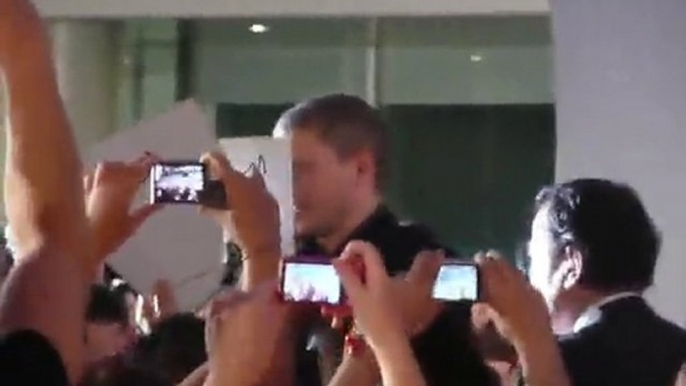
[294, 207, 497, 386]
[297, 205, 449, 273]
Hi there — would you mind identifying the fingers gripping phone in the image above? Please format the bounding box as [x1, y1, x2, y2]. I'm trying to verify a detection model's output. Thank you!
[432, 260, 480, 302]
[280, 258, 342, 305]
[279, 257, 478, 305]
[149, 161, 227, 209]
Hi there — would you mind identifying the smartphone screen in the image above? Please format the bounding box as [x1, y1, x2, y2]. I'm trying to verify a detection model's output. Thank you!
[150, 162, 205, 204]
[281, 260, 341, 305]
[432, 262, 479, 301]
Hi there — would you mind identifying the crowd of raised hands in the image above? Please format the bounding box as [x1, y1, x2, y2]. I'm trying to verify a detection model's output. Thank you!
[0, 1, 572, 386]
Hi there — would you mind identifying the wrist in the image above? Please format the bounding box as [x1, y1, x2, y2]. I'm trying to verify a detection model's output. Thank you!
[367, 325, 411, 359]
[241, 250, 281, 290]
[370, 333, 417, 375]
[512, 329, 559, 365]
[340, 349, 381, 384]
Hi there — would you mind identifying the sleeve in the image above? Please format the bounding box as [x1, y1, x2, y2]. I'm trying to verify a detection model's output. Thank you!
[0, 330, 70, 386]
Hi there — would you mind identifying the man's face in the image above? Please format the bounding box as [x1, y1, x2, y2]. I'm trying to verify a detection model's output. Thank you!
[289, 129, 358, 238]
[528, 206, 563, 311]
[85, 322, 130, 363]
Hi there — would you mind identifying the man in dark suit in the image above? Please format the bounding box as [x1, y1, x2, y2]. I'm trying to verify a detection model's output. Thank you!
[528, 178, 686, 386]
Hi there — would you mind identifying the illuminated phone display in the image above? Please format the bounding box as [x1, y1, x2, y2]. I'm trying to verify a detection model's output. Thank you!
[281, 259, 341, 305]
[432, 262, 479, 301]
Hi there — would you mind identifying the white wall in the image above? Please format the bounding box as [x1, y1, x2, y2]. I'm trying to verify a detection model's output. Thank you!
[552, 0, 686, 326]
[35, 0, 548, 18]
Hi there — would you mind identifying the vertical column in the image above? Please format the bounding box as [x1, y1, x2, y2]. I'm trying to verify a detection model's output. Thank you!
[364, 18, 380, 106]
[552, 0, 686, 325]
[51, 21, 119, 158]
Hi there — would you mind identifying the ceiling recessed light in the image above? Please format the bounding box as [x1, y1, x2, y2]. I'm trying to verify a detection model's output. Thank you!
[470, 54, 483, 63]
[249, 24, 269, 34]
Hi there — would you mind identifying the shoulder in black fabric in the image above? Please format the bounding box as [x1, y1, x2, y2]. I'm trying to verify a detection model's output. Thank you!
[377, 220, 454, 275]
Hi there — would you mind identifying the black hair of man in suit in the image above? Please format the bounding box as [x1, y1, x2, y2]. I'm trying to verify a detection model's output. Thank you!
[533, 178, 660, 294]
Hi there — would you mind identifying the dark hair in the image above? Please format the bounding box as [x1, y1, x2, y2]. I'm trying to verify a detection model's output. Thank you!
[534, 178, 661, 292]
[129, 313, 207, 384]
[110, 281, 136, 302]
[87, 285, 129, 326]
[275, 94, 389, 190]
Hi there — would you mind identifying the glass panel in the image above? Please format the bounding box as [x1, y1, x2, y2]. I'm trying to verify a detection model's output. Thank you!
[378, 17, 554, 256]
[192, 19, 369, 105]
[41, 16, 554, 258]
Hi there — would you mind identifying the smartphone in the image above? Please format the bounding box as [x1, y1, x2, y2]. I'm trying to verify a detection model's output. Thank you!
[150, 161, 228, 208]
[432, 260, 480, 302]
[280, 257, 342, 305]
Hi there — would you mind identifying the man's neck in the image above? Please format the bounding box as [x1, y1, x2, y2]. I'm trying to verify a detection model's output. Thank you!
[550, 288, 614, 335]
[318, 196, 382, 254]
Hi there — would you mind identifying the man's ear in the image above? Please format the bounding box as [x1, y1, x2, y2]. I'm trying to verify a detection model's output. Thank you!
[353, 150, 375, 185]
[560, 245, 583, 290]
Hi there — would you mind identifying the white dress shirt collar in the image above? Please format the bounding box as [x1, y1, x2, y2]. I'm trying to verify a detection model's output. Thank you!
[573, 292, 642, 334]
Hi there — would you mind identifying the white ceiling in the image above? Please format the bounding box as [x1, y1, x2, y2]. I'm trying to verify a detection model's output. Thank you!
[35, 0, 549, 18]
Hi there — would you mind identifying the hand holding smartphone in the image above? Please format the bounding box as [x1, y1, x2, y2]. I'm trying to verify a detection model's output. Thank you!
[149, 161, 227, 209]
[432, 259, 480, 302]
[279, 256, 480, 306]
[280, 257, 342, 304]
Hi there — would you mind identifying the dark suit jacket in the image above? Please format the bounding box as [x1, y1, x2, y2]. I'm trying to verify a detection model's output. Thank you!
[560, 297, 686, 386]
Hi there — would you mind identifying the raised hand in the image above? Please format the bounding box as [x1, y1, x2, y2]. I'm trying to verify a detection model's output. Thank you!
[85, 153, 162, 272]
[390, 250, 444, 336]
[0, 0, 48, 67]
[1, 1, 92, 383]
[333, 241, 427, 386]
[477, 251, 571, 386]
[200, 151, 281, 289]
[333, 241, 403, 349]
[323, 249, 443, 336]
[204, 283, 288, 386]
[477, 251, 550, 347]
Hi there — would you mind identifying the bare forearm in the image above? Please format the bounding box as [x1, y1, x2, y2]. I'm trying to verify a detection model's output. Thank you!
[0, 8, 91, 385]
[328, 352, 380, 386]
[3, 36, 88, 260]
[373, 337, 426, 386]
[240, 251, 280, 291]
[180, 363, 209, 386]
[516, 335, 571, 386]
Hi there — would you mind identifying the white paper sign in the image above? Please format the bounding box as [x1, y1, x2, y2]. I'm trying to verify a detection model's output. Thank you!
[219, 137, 295, 256]
[90, 100, 223, 311]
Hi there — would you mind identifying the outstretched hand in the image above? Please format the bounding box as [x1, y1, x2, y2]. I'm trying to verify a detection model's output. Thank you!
[323, 249, 443, 337]
[333, 241, 405, 350]
[200, 151, 280, 258]
[476, 251, 551, 347]
[204, 283, 288, 386]
[85, 153, 163, 270]
[0, 0, 49, 67]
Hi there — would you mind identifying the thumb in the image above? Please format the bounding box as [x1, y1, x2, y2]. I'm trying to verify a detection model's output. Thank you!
[333, 258, 365, 305]
[406, 250, 444, 287]
[200, 151, 236, 182]
[84, 172, 94, 194]
[250, 166, 268, 189]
